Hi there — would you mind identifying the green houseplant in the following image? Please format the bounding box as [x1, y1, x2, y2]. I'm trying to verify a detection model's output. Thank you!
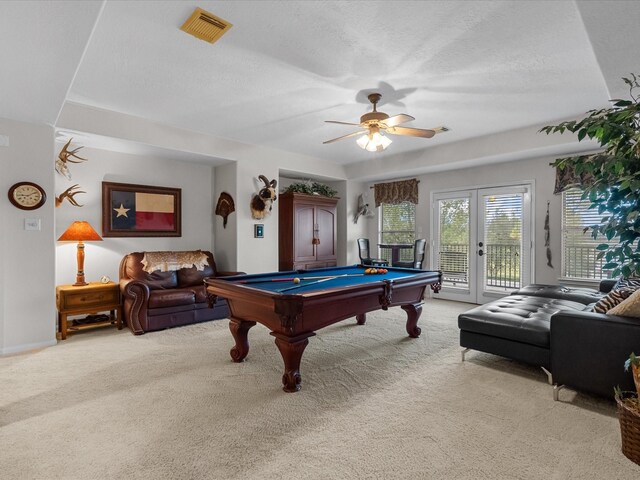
[283, 180, 338, 197]
[541, 74, 640, 277]
[625, 352, 640, 397]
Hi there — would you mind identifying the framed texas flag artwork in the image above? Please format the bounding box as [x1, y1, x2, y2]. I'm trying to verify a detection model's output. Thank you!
[102, 182, 181, 237]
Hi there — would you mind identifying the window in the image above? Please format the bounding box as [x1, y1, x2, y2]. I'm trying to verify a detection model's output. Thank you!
[379, 202, 416, 263]
[562, 188, 614, 280]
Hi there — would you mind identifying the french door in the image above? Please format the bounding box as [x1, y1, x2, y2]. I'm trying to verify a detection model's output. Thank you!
[432, 184, 532, 304]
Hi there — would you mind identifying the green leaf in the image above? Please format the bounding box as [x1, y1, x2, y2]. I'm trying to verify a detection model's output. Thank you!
[578, 129, 587, 141]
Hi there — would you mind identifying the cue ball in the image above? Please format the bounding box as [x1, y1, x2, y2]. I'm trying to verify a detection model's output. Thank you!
[293, 277, 300, 284]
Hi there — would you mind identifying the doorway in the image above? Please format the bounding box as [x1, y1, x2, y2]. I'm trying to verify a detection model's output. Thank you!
[431, 184, 533, 304]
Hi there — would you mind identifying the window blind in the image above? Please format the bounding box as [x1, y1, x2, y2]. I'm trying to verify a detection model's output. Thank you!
[379, 202, 416, 262]
[437, 198, 470, 286]
[562, 188, 614, 279]
[483, 193, 522, 289]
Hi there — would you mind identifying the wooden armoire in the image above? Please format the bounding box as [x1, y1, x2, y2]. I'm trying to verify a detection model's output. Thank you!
[278, 192, 338, 271]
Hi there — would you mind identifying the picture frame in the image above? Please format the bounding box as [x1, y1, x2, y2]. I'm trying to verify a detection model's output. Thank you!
[102, 181, 181, 237]
[254, 224, 264, 238]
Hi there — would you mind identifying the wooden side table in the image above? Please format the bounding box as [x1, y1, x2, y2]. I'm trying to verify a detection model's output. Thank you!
[55, 282, 122, 340]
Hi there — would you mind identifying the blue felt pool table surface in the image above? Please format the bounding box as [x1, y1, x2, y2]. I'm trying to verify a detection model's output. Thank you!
[222, 265, 435, 294]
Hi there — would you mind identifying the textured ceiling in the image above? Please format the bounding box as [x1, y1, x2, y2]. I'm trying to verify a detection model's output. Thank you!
[2, 1, 638, 166]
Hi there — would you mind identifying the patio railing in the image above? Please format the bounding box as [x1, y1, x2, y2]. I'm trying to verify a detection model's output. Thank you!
[438, 243, 521, 288]
[437, 243, 612, 288]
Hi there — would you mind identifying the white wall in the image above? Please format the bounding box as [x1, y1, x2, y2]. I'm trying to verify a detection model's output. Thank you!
[0, 119, 56, 355]
[213, 162, 238, 271]
[55, 145, 215, 286]
[344, 180, 371, 265]
[58, 104, 349, 275]
[365, 155, 562, 286]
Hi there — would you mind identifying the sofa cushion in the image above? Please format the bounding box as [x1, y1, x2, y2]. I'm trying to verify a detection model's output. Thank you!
[190, 284, 210, 303]
[148, 304, 196, 316]
[458, 295, 587, 348]
[513, 284, 605, 305]
[148, 288, 195, 309]
[142, 271, 179, 290]
[608, 288, 640, 318]
[593, 286, 639, 313]
[614, 276, 640, 290]
[178, 264, 214, 287]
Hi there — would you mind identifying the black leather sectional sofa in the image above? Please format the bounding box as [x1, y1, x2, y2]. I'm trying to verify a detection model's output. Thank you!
[458, 281, 640, 399]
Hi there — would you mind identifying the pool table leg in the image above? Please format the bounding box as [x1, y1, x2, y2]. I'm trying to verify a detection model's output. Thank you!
[401, 303, 423, 338]
[356, 313, 366, 325]
[229, 318, 257, 362]
[272, 332, 315, 393]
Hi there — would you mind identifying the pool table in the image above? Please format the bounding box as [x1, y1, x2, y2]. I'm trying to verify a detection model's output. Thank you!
[205, 265, 441, 392]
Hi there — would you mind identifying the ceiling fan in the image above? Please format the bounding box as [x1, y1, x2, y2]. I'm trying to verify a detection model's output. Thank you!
[323, 93, 448, 152]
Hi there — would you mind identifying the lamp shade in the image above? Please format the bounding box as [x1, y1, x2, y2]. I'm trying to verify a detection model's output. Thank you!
[356, 131, 392, 152]
[58, 221, 103, 242]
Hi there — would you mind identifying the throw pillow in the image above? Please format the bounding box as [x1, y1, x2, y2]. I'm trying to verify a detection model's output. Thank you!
[614, 276, 640, 290]
[608, 288, 640, 318]
[593, 286, 639, 313]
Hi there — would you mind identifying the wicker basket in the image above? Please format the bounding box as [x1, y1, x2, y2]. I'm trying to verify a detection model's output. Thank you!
[616, 391, 640, 466]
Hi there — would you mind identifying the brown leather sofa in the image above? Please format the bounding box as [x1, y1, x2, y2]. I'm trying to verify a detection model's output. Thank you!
[119, 250, 240, 334]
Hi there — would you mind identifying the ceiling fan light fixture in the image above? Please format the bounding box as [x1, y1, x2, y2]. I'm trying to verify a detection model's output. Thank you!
[357, 129, 392, 152]
[324, 92, 445, 149]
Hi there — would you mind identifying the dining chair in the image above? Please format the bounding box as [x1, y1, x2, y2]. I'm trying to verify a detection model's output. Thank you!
[394, 239, 426, 269]
[357, 238, 389, 267]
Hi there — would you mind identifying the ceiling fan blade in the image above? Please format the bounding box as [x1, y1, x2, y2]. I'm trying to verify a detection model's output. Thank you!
[386, 126, 436, 138]
[380, 114, 414, 128]
[323, 130, 367, 144]
[325, 120, 362, 126]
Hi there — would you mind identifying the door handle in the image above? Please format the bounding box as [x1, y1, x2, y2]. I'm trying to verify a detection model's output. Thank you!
[478, 249, 484, 256]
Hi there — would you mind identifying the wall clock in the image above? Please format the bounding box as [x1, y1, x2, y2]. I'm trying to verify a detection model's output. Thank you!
[8, 182, 47, 210]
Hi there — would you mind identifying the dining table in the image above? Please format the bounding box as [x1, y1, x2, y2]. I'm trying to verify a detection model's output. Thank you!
[377, 243, 414, 266]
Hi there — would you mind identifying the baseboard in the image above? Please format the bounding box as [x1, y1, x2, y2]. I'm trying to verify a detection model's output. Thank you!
[0, 339, 57, 356]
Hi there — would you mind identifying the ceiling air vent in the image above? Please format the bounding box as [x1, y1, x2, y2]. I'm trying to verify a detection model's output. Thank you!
[180, 7, 232, 44]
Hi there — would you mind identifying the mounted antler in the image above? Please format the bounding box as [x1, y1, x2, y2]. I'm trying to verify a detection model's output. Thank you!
[55, 184, 86, 208]
[56, 138, 88, 179]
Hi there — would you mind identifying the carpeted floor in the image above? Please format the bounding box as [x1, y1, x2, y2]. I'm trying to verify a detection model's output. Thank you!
[1, 299, 638, 479]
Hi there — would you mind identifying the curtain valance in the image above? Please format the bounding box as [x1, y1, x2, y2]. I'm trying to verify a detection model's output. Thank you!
[553, 159, 595, 194]
[373, 179, 419, 207]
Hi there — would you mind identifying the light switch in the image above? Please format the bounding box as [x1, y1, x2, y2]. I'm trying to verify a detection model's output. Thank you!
[24, 218, 41, 231]
[0, 134, 9, 147]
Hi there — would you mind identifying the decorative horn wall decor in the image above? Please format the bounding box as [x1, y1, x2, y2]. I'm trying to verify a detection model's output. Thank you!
[215, 192, 235, 228]
[545, 201, 553, 268]
[353, 193, 374, 224]
[250, 175, 277, 220]
[56, 138, 88, 179]
[55, 184, 86, 208]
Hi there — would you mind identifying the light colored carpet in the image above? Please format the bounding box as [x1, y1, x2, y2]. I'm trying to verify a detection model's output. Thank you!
[1, 299, 638, 479]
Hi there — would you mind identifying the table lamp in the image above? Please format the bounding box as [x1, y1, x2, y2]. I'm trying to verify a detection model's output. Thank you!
[58, 221, 103, 286]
